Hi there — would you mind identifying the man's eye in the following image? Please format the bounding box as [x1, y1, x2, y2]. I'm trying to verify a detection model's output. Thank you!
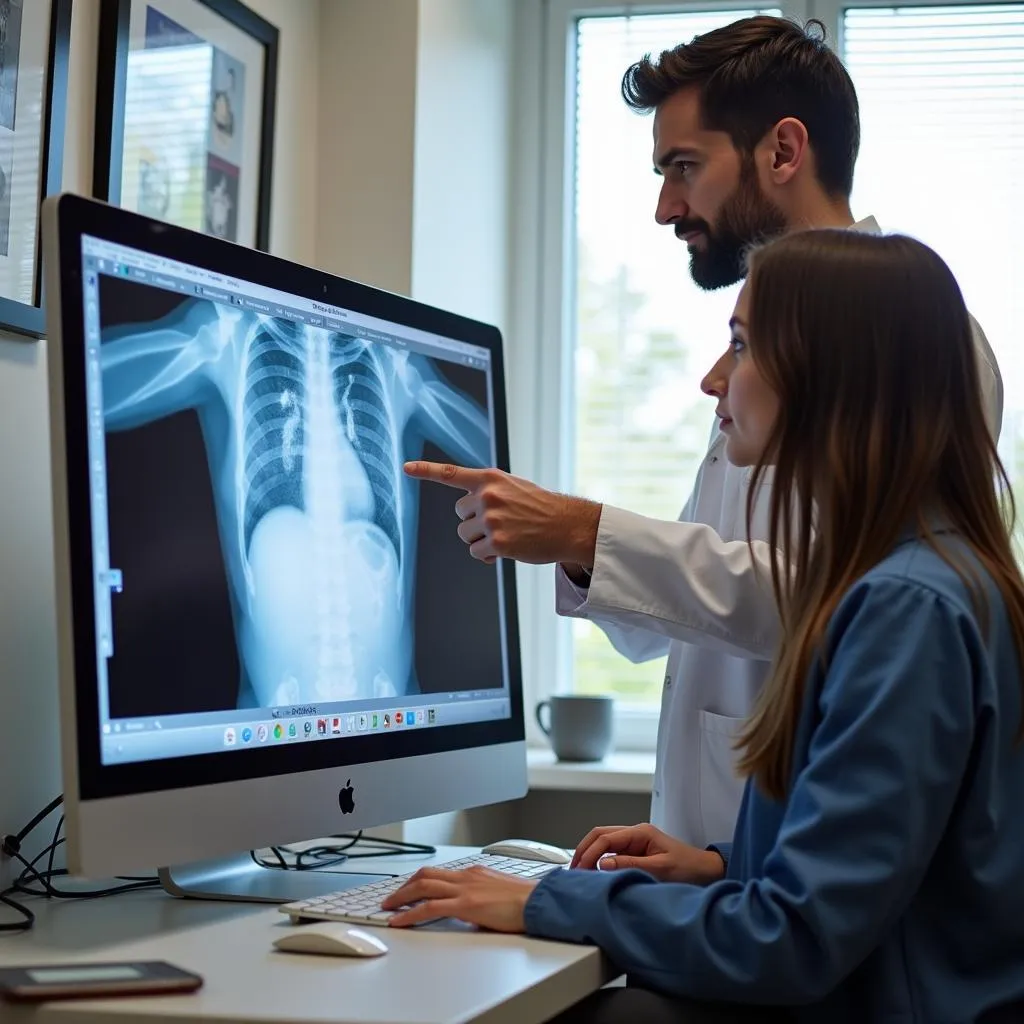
[674, 161, 695, 175]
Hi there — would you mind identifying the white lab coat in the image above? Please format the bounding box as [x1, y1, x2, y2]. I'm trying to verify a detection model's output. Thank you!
[555, 216, 1005, 848]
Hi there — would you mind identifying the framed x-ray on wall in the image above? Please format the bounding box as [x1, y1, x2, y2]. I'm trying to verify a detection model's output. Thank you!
[0, 0, 71, 339]
[94, 0, 279, 252]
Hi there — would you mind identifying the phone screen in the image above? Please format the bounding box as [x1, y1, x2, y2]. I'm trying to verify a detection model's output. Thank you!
[27, 965, 144, 983]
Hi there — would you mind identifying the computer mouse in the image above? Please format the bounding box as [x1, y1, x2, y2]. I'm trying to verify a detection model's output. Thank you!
[480, 838, 572, 864]
[273, 922, 389, 958]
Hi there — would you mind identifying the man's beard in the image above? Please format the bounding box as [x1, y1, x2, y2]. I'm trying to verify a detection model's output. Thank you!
[679, 158, 788, 291]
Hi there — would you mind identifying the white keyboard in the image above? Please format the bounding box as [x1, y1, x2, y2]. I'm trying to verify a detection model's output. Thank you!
[278, 853, 564, 927]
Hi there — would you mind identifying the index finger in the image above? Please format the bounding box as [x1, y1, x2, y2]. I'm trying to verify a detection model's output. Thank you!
[403, 460, 485, 491]
[380, 867, 469, 908]
[380, 875, 456, 910]
[575, 829, 651, 871]
[571, 825, 630, 868]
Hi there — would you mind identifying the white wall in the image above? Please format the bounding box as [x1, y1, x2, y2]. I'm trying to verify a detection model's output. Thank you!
[411, 0, 512, 329]
[247, 0, 321, 268]
[316, 0, 419, 293]
[316, 0, 513, 333]
[0, 0, 321, 882]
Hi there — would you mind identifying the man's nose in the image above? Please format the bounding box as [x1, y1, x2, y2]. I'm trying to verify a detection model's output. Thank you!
[655, 183, 689, 226]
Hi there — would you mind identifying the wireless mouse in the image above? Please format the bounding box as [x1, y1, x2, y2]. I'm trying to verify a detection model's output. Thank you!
[273, 923, 389, 958]
[480, 838, 572, 864]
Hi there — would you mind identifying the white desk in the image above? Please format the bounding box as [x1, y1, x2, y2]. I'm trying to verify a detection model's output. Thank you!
[0, 846, 612, 1024]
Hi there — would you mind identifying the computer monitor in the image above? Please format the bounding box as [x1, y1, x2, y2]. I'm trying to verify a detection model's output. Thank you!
[42, 194, 526, 902]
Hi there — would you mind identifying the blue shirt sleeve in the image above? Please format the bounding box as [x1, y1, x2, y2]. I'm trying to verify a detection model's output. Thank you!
[523, 577, 980, 1003]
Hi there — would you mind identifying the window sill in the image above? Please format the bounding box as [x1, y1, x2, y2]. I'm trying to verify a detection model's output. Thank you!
[526, 747, 654, 794]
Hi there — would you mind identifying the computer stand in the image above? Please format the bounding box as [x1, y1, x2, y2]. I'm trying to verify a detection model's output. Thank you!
[158, 853, 393, 903]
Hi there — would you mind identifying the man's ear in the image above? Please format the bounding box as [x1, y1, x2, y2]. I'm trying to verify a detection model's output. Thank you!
[766, 117, 810, 186]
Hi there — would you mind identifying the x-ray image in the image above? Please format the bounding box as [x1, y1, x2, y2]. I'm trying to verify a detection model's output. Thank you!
[97, 276, 504, 719]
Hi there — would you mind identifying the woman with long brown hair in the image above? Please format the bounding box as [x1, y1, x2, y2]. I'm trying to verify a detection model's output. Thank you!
[383, 231, 1024, 1022]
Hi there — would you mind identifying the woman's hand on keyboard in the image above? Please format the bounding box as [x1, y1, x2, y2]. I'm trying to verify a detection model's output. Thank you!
[380, 866, 537, 932]
[570, 823, 726, 885]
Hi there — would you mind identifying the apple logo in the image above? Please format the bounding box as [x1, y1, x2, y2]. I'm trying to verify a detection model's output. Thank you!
[338, 779, 355, 814]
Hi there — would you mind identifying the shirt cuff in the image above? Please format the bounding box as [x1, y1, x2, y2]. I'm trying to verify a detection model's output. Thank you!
[555, 563, 591, 615]
[707, 842, 732, 874]
[522, 866, 660, 946]
[522, 869, 596, 942]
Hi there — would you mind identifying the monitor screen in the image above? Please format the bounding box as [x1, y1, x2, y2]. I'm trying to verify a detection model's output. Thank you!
[78, 235, 513, 766]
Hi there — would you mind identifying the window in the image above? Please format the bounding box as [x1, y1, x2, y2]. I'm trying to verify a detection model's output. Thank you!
[838, 3, 1024, 525]
[569, 10, 779, 710]
[523, 0, 1024, 747]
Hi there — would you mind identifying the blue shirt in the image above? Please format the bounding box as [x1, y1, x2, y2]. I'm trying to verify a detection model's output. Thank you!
[524, 536, 1024, 1022]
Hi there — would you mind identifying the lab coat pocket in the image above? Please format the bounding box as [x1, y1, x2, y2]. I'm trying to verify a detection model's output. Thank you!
[698, 710, 746, 847]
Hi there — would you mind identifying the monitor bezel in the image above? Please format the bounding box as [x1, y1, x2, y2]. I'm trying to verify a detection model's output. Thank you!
[47, 193, 526, 804]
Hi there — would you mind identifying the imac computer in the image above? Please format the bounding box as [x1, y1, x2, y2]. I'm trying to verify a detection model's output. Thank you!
[42, 193, 527, 901]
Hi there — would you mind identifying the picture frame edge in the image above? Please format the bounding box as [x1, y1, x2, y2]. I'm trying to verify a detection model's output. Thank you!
[91, 0, 279, 256]
[1, 0, 74, 342]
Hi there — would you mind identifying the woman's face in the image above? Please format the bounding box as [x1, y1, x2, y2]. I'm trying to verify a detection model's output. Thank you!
[700, 281, 780, 467]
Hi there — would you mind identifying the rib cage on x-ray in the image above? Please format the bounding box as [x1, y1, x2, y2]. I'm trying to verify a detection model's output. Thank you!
[241, 320, 306, 557]
[331, 333, 402, 562]
[239, 323, 403, 556]
[99, 291, 493, 708]
[239, 318, 404, 594]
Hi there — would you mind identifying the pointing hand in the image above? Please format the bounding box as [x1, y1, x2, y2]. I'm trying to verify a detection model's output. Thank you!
[403, 461, 601, 566]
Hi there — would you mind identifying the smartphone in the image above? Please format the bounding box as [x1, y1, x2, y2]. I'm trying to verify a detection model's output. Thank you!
[0, 961, 203, 1002]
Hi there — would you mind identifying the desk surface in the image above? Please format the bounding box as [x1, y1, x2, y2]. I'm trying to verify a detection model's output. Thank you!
[0, 846, 610, 1024]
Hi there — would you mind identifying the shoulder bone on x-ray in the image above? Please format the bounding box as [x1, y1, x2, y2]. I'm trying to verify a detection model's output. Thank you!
[100, 298, 490, 708]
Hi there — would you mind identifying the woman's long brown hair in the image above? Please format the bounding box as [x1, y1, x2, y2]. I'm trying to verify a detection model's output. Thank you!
[736, 229, 1024, 799]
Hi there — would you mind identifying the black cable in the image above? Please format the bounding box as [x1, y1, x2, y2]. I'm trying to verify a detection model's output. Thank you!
[0, 890, 33, 932]
[330, 833, 436, 858]
[1, 797, 161, 933]
[0, 832, 68, 929]
[1, 795, 63, 859]
[45, 813, 63, 891]
[250, 838, 355, 872]
[25, 837, 66, 878]
[10, 816, 160, 900]
[249, 832, 436, 872]
[329, 831, 365, 852]
[0, 794, 64, 932]
[9, 848, 160, 901]
[288, 847, 350, 872]
[287, 830, 365, 870]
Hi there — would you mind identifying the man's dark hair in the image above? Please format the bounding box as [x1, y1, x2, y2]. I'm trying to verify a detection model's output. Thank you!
[621, 16, 860, 198]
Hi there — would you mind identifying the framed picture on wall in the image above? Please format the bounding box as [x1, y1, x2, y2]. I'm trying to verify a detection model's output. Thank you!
[94, 0, 278, 252]
[0, 0, 71, 339]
